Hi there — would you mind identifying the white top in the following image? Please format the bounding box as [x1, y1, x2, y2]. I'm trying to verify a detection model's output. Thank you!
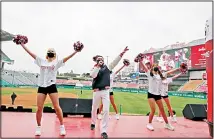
[146, 71, 161, 95]
[109, 72, 116, 92]
[159, 78, 173, 96]
[34, 57, 65, 87]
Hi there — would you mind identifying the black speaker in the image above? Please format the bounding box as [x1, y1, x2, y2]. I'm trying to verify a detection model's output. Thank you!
[183, 104, 207, 121]
[22, 108, 32, 112]
[17, 106, 23, 112]
[7, 107, 16, 112]
[0, 105, 7, 111]
[59, 98, 92, 117]
[43, 106, 55, 113]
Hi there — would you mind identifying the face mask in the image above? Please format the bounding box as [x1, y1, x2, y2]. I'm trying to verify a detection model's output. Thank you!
[47, 53, 55, 58]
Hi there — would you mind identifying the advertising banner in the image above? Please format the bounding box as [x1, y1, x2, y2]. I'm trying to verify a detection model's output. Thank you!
[153, 47, 191, 71]
[191, 44, 206, 68]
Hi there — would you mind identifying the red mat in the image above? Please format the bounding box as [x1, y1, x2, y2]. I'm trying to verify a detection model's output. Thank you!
[1, 112, 210, 138]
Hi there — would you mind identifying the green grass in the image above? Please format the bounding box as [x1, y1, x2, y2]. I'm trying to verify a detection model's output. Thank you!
[58, 88, 206, 116]
[1, 88, 206, 116]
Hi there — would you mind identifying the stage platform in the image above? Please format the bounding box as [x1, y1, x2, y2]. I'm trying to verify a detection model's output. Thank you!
[1, 112, 211, 138]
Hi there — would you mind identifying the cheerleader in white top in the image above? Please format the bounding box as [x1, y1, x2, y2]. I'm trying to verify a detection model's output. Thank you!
[13, 35, 83, 136]
[135, 53, 175, 131]
[98, 59, 130, 120]
[157, 63, 188, 123]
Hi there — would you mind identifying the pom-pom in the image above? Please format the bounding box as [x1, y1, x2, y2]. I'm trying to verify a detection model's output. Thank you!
[73, 41, 84, 52]
[180, 62, 188, 73]
[123, 59, 130, 66]
[134, 53, 145, 63]
[13, 35, 28, 45]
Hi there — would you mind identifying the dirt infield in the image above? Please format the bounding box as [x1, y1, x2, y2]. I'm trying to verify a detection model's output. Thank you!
[1, 87, 77, 108]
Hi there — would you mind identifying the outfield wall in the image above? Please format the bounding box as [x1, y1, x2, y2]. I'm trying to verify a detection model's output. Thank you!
[0, 84, 206, 100]
[57, 85, 207, 100]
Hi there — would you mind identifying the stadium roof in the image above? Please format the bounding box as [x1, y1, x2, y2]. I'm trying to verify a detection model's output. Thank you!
[142, 38, 205, 54]
[1, 29, 14, 41]
[1, 30, 15, 64]
[1, 49, 14, 64]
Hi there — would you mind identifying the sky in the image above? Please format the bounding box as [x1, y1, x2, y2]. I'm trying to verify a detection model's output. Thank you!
[1, 2, 212, 74]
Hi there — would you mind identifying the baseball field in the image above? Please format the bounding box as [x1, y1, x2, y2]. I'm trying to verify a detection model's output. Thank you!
[1, 87, 206, 116]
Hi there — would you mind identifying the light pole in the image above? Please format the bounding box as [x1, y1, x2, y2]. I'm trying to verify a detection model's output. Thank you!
[106, 56, 109, 65]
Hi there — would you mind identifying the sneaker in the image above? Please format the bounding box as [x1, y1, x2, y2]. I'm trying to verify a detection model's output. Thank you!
[101, 132, 108, 139]
[171, 115, 177, 122]
[35, 126, 41, 136]
[156, 117, 164, 123]
[91, 124, 95, 130]
[98, 114, 102, 120]
[164, 123, 175, 131]
[60, 125, 66, 136]
[146, 123, 154, 131]
[115, 114, 119, 120]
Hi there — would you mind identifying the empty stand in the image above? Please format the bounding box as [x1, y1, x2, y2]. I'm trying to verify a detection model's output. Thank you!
[126, 83, 139, 89]
[179, 80, 204, 92]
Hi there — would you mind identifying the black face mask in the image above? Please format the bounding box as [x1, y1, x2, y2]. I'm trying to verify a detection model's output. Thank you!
[47, 53, 55, 58]
[154, 67, 159, 72]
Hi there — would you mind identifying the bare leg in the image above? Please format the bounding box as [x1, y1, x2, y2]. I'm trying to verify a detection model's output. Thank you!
[156, 99, 169, 124]
[36, 93, 47, 126]
[110, 95, 118, 114]
[163, 97, 174, 117]
[49, 93, 63, 125]
[148, 98, 156, 123]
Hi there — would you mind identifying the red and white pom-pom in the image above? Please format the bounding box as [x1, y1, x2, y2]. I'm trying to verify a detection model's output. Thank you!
[134, 57, 139, 63]
[123, 59, 130, 66]
[134, 53, 145, 63]
[73, 41, 84, 52]
[180, 62, 188, 73]
[13, 35, 28, 45]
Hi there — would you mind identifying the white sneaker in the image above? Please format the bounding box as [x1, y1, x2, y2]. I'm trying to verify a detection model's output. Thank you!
[60, 125, 66, 136]
[156, 117, 164, 123]
[146, 123, 154, 131]
[171, 115, 177, 122]
[98, 114, 102, 120]
[164, 123, 175, 131]
[116, 114, 120, 120]
[35, 126, 41, 136]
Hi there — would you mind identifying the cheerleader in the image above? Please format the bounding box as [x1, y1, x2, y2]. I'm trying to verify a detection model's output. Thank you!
[136, 54, 174, 131]
[13, 35, 83, 136]
[98, 59, 130, 120]
[157, 64, 188, 122]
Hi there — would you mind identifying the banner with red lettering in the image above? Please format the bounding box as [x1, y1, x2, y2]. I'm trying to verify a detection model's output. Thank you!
[191, 44, 206, 68]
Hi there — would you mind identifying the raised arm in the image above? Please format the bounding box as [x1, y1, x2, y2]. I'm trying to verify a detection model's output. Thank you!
[63, 51, 78, 63]
[165, 68, 180, 76]
[114, 65, 125, 75]
[171, 72, 183, 80]
[108, 46, 129, 71]
[63, 41, 84, 63]
[20, 43, 36, 59]
[139, 59, 149, 73]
